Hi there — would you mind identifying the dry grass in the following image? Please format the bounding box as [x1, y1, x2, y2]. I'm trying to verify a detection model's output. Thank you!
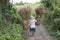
[35, 6, 45, 25]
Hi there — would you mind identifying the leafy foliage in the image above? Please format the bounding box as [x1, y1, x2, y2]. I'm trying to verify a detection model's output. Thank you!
[41, 0, 60, 39]
[0, 0, 25, 40]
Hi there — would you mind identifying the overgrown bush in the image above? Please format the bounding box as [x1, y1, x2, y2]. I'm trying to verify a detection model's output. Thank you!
[41, 0, 60, 39]
[0, 0, 25, 40]
[0, 24, 25, 40]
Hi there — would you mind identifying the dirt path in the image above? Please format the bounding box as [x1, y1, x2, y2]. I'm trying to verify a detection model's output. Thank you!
[26, 23, 55, 40]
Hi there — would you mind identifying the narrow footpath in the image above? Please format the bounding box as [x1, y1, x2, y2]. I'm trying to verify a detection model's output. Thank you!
[27, 24, 55, 40]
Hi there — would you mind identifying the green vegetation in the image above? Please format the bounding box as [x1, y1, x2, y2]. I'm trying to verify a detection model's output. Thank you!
[0, 0, 25, 40]
[15, 1, 24, 5]
[41, 0, 60, 39]
[1, 0, 60, 40]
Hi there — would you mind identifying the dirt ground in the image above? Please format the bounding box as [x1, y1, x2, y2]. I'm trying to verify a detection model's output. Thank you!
[26, 23, 56, 40]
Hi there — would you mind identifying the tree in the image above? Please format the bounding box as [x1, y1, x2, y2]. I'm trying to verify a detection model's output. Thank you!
[15, 1, 24, 5]
[0, 0, 12, 13]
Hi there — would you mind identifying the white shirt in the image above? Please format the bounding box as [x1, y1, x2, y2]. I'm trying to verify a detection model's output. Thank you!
[28, 19, 37, 28]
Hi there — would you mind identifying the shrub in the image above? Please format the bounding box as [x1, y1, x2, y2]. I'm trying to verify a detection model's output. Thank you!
[41, 0, 60, 39]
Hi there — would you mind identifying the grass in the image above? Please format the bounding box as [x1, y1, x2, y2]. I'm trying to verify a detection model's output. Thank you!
[13, 3, 40, 10]
[0, 24, 26, 40]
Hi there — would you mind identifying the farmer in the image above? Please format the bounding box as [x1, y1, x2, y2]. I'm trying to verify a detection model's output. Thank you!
[28, 16, 37, 37]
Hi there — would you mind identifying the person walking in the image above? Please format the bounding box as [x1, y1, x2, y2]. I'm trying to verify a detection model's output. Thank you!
[28, 16, 37, 37]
